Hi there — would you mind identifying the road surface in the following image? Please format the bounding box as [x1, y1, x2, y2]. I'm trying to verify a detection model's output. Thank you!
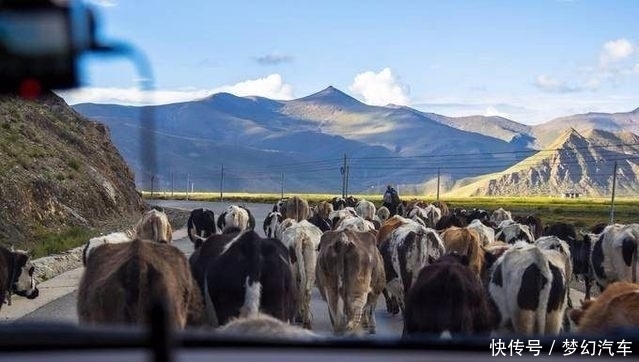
[10, 200, 404, 338]
[7, 200, 585, 337]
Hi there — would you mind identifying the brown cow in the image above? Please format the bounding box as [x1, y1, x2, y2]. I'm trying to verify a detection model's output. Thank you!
[316, 229, 385, 335]
[315, 201, 334, 219]
[431, 201, 450, 217]
[569, 281, 639, 334]
[286, 196, 310, 222]
[439, 227, 485, 278]
[77, 239, 204, 328]
[132, 209, 173, 243]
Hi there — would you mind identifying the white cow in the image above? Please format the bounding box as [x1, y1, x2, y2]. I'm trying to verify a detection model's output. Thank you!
[279, 220, 323, 329]
[467, 219, 495, 246]
[490, 207, 513, 225]
[82, 231, 133, 266]
[219, 205, 254, 233]
[355, 199, 376, 221]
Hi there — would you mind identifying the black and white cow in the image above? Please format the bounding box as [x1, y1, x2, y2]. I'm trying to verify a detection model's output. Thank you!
[544, 222, 594, 301]
[0, 245, 39, 310]
[489, 240, 570, 336]
[189, 230, 296, 327]
[263, 211, 283, 238]
[495, 222, 534, 244]
[591, 224, 639, 292]
[187, 208, 217, 243]
[379, 219, 445, 313]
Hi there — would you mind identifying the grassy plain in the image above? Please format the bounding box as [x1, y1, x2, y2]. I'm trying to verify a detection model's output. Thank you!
[145, 192, 639, 229]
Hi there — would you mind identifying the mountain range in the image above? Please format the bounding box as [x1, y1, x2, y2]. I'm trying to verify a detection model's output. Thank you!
[72, 86, 639, 197]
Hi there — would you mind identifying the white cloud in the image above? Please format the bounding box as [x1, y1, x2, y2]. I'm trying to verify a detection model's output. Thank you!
[535, 38, 638, 95]
[57, 74, 294, 105]
[215, 74, 294, 99]
[533, 75, 584, 93]
[415, 92, 639, 125]
[600, 38, 635, 66]
[349, 68, 410, 106]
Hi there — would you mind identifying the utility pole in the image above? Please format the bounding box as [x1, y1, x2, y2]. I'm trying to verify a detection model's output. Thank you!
[341, 154, 347, 198]
[436, 168, 440, 201]
[280, 172, 284, 199]
[345, 164, 350, 196]
[186, 173, 190, 201]
[170, 171, 174, 198]
[220, 164, 224, 202]
[610, 160, 618, 224]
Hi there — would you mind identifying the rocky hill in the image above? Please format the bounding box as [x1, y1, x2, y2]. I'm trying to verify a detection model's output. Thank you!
[443, 128, 639, 197]
[0, 93, 145, 250]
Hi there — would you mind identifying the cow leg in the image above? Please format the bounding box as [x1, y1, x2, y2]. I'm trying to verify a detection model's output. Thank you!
[302, 286, 313, 329]
[385, 278, 405, 314]
[513, 310, 535, 336]
[382, 288, 399, 315]
[364, 293, 378, 334]
[584, 275, 593, 300]
[546, 310, 564, 335]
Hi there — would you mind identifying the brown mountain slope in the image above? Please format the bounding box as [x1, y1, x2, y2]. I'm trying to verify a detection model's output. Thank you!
[444, 128, 639, 197]
[0, 93, 145, 249]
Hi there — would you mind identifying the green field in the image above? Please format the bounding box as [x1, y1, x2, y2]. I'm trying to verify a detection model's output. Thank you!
[144, 191, 639, 229]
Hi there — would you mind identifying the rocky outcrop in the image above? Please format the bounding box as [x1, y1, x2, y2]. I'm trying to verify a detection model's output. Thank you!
[0, 92, 145, 250]
[445, 129, 639, 197]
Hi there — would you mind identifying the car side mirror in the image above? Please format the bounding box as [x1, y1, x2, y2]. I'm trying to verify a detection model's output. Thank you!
[0, 0, 96, 96]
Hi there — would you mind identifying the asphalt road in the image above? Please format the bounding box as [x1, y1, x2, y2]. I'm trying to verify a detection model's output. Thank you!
[14, 200, 404, 337]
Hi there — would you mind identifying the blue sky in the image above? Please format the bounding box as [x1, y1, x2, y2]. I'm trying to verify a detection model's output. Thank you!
[58, 0, 639, 125]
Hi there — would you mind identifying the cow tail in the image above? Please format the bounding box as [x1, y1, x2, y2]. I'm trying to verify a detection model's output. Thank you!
[152, 218, 160, 243]
[296, 197, 301, 221]
[334, 237, 349, 332]
[296, 232, 315, 327]
[187, 217, 196, 242]
[535, 248, 552, 335]
[240, 233, 262, 318]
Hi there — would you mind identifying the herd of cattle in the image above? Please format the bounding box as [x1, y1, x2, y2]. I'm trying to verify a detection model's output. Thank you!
[2, 196, 639, 339]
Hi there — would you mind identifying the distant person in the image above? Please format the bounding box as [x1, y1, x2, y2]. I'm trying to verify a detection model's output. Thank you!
[382, 185, 400, 216]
